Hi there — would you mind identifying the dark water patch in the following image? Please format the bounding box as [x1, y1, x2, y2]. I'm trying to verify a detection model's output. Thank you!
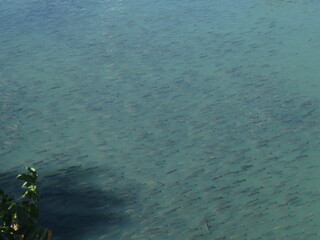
[37, 164, 140, 240]
[0, 164, 141, 240]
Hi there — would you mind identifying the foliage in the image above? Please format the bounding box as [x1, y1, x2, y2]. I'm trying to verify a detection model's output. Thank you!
[0, 167, 49, 240]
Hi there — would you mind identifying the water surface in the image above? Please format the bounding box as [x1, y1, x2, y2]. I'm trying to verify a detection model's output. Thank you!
[1, 0, 320, 239]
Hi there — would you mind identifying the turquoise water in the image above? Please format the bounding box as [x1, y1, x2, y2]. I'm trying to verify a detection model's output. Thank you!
[2, 0, 320, 239]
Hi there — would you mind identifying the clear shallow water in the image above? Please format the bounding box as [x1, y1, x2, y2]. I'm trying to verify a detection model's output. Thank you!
[2, 0, 320, 239]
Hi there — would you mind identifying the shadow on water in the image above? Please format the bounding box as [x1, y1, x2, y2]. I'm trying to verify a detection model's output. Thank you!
[0, 164, 139, 240]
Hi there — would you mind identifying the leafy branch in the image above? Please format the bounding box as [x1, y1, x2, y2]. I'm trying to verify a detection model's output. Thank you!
[0, 167, 51, 240]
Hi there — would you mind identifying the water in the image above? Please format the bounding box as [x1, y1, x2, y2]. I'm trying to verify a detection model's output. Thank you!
[1, 0, 320, 239]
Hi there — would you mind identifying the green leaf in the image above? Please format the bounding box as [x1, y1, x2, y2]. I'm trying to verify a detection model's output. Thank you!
[29, 203, 39, 220]
[17, 174, 36, 184]
[26, 167, 38, 181]
[22, 182, 32, 189]
[16, 205, 30, 225]
[26, 167, 36, 174]
[21, 201, 29, 209]
[7, 202, 17, 213]
[22, 190, 38, 202]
